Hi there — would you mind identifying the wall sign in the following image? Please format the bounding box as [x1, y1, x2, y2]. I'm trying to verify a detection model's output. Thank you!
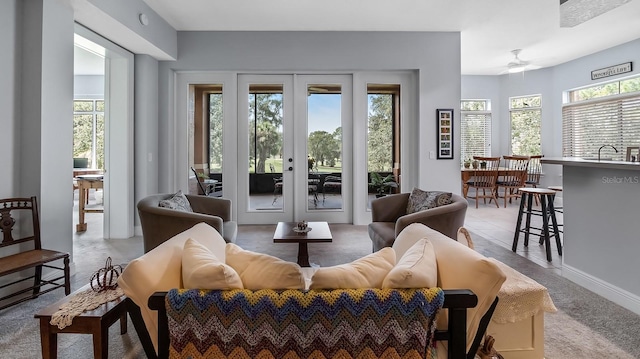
[591, 62, 632, 80]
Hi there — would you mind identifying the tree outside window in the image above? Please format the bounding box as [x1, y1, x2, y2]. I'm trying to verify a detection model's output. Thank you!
[73, 99, 104, 169]
[510, 95, 542, 155]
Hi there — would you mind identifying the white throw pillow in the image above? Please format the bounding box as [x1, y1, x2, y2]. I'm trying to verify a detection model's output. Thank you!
[309, 247, 396, 289]
[225, 243, 305, 290]
[181, 238, 243, 290]
[382, 238, 437, 288]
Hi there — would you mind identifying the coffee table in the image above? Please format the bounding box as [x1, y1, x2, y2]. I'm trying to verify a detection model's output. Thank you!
[273, 221, 332, 267]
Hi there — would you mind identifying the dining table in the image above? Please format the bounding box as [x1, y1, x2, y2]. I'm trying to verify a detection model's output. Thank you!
[75, 174, 104, 232]
[460, 167, 527, 199]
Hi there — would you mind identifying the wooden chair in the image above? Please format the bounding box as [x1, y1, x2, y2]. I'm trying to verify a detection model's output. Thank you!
[496, 156, 530, 207]
[465, 156, 501, 208]
[524, 155, 543, 188]
[524, 155, 543, 205]
[0, 197, 70, 310]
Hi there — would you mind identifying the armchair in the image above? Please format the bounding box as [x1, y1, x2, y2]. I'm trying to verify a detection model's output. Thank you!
[137, 193, 237, 252]
[368, 192, 468, 252]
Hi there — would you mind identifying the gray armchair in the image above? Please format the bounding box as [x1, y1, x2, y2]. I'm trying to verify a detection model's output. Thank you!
[137, 193, 237, 253]
[368, 192, 468, 252]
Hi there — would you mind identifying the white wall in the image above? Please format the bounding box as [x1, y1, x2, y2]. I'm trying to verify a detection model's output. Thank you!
[157, 31, 463, 196]
[0, 0, 19, 199]
[20, 0, 74, 255]
[134, 54, 159, 233]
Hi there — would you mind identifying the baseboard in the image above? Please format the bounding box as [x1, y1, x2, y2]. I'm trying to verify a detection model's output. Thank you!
[563, 264, 640, 315]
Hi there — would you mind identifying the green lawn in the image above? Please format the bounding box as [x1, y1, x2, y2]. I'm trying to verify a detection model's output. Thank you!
[249, 157, 342, 173]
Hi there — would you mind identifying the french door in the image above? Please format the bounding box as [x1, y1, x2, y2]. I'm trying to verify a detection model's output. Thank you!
[237, 74, 352, 224]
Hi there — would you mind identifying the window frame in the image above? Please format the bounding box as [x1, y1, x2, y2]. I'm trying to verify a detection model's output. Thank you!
[509, 94, 542, 156]
[460, 99, 492, 163]
[562, 77, 640, 160]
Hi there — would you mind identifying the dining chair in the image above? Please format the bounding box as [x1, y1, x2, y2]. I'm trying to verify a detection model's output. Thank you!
[524, 155, 543, 205]
[465, 156, 501, 208]
[525, 155, 543, 188]
[496, 156, 530, 208]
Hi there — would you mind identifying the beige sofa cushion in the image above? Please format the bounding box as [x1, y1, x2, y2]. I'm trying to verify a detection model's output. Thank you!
[392, 222, 436, 258]
[117, 223, 227, 353]
[225, 243, 305, 290]
[182, 238, 243, 290]
[310, 247, 396, 289]
[382, 238, 437, 289]
[393, 223, 506, 357]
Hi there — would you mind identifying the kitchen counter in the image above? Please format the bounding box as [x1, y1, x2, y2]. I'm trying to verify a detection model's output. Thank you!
[541, 157, 640, 171]
[542, 158, 640, 315]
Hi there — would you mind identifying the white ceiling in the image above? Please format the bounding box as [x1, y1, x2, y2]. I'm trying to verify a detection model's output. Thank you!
[140, 0, 640, 75]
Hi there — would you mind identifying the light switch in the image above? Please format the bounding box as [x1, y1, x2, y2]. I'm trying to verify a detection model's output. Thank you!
[429, 151, 435, 159]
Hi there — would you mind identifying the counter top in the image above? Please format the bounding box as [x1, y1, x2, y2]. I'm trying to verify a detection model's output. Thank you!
[541, 157, 640, 171]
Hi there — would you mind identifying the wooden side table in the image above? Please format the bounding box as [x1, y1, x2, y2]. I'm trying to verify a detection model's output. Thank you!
[34, 284, 128, 359]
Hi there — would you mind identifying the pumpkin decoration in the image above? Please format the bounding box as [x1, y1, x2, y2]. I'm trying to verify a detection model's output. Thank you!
[90, 257, 123, 292]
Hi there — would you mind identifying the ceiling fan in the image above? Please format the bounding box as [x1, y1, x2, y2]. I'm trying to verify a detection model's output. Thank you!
[504, 49, 540, 74]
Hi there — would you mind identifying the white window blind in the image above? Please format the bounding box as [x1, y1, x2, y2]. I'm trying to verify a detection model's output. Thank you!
[460, 111, 492, 161]
[562, 94, 640, 160]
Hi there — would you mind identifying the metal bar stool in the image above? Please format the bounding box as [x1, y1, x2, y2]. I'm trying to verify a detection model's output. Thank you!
[512, 187, 562, 262]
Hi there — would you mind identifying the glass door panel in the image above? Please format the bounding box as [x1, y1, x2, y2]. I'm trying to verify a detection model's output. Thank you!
[237, 75, 294, 224]
[238, 74, 351, 224]
[249, 87, 284, 210]
[307, 85, 343, 211]
[296, 75, 352, 224]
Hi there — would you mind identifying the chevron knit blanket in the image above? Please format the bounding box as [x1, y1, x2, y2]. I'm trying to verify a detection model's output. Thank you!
[165, 287, 444, 359]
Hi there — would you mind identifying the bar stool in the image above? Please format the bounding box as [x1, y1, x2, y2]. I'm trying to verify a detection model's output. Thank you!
[512, 187, 562, 262]
[548, 185, 563, 233]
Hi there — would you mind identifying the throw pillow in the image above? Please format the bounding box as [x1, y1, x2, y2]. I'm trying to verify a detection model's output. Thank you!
[225, 243, 305, 290]
[309, 247, 396, 289]
[406, 188, 452, 214]
[382, 238, 437, 288]
[182, 238, 243, 290]
[158, 190, 193, 212]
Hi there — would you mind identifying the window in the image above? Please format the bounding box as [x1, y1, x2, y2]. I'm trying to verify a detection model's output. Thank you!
[509, 95, 541, 155]
[367, 84, 400, 206]
[208, 93, 223, 173]
[563, 76, 640, 160]
[73, 99, 104, 169]
[460, 100, 491, 162]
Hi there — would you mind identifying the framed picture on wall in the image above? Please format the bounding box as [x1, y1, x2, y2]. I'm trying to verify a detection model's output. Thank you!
[436, 109, 454, 159]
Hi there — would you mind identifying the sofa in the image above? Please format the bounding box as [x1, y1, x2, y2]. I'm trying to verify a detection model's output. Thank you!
[137, 193, 237, 252]
[368, 192, 468, 252]
[118, 222, 505, 359]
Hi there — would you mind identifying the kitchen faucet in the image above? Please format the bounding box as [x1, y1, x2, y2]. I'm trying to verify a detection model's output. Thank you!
[598, 145, 618, 161]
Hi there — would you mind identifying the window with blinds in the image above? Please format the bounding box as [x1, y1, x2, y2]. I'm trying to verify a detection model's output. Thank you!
[461, 100, 492, 163]
[562, 76, 640, 160]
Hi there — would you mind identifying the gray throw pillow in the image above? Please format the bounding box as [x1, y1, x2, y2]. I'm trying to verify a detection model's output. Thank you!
[406, 188, 452, 214]
[159, 190, 193, 212]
